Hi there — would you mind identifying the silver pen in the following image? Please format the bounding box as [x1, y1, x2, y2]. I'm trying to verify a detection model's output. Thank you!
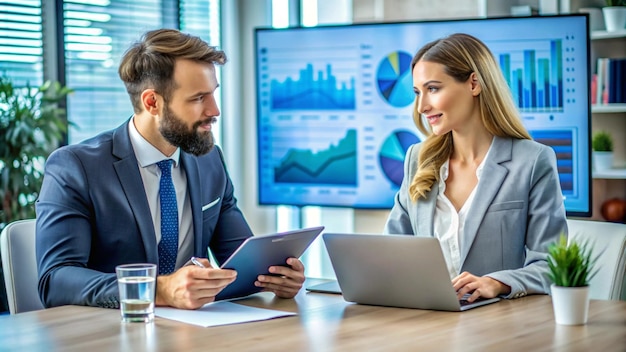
[187, 256, 207, 268]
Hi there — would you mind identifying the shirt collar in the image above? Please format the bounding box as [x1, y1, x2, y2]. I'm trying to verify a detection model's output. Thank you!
[128, 116, 181, 168]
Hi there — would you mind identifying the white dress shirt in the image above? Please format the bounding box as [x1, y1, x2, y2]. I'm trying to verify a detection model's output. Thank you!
[128, 117, 194, 270]
[434, 140, 493, 279]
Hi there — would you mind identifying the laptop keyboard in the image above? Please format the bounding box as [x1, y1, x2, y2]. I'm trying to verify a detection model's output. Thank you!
[460, 295, 487, 306]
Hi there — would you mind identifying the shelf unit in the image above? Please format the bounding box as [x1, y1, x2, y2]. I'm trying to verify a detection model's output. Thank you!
[593, 168, 626, 179]
[590, 30, 626, 183]
[591, 104, 626, 113]
[591, 29, 626, 40]
[586, 18, 626, 221]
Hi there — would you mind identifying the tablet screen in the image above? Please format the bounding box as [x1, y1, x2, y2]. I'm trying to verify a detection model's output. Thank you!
[216, 226, 324, 300]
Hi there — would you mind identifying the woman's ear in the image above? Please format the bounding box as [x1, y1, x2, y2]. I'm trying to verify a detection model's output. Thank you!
[469, 72, 482, 97]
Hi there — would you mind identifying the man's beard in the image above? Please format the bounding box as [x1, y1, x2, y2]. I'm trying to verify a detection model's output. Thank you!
[159, 103, 216, 156]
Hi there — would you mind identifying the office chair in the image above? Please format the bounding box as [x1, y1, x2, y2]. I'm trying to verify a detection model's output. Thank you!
[0, 219, 45, 314]
[566, 219, 626, 301]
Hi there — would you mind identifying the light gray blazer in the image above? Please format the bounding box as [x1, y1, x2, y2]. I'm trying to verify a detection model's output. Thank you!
[384, 136, 567, 299]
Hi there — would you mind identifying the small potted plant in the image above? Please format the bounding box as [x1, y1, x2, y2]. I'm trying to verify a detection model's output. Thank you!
[603, 0, 626, 32]
[547, 234, 597, 325]
[592, 130, 614, 171]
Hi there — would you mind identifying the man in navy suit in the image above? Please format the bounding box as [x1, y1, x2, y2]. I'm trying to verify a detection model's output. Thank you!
[36, 29, 305, 310]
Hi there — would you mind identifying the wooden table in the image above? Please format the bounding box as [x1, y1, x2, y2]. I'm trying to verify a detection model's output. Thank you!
[1, 284, 625, 351]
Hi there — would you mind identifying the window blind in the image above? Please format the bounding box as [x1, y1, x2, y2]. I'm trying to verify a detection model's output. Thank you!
[63, 0, 221, 144]
[0, 0, 43, 86]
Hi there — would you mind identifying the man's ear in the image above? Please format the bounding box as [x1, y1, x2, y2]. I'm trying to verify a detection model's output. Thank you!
[141, 89, 159, 114]
[469, 72, 481, 97]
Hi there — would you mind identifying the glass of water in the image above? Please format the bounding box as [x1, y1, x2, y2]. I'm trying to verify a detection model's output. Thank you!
[115, 263, 157, 323]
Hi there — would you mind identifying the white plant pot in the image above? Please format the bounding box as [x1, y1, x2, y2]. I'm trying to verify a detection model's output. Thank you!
[593, 151, 613, 171]
[551, 284, 590, 325]
[603, 7, 626, 32]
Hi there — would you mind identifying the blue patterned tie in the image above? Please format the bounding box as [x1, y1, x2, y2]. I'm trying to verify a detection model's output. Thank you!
[156, 159, 178, 275]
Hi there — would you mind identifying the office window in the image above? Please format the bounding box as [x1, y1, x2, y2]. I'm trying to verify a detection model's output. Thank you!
[0, 0, 43, 86]
[63, 0, 221, 144]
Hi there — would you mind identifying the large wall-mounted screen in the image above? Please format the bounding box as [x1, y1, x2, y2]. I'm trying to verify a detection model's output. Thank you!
[255, 14, 591, 217]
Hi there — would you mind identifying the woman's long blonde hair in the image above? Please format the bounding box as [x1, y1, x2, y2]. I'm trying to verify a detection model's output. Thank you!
[409, 33, 531, 202]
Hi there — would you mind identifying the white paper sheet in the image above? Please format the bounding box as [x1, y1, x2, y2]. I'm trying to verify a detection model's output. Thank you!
[155, 301, 297, 327]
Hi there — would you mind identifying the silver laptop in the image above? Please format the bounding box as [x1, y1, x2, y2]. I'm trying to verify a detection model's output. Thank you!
[311, 233, 501, 312]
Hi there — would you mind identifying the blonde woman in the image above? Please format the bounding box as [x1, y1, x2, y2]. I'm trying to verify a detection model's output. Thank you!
[384, 33, 566, 303]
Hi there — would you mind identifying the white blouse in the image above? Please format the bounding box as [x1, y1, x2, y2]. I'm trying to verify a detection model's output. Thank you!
[434, 141, 493, 279]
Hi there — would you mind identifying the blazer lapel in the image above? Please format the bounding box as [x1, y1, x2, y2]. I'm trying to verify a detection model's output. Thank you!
[180, 153, 204, 257]
[459, 137, 511, 264]
[416, 182, 438, 237]
[112, 120, 158, 263]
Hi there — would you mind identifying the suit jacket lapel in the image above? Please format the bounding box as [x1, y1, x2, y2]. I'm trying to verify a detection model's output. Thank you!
[459, 137, 511, 265]
[416, 182, 438, 237]
[112, 120, 158, 263]
[180, 153, 204, 257]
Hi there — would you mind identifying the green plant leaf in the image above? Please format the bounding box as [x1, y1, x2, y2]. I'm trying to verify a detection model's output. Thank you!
[592, 131, 613, 152]
[605, 0, 626, 7]
[547, 233, 597, 287]
[0, 75, 71, 229]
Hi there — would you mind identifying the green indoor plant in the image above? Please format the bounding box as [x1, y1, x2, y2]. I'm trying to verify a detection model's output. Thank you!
[0, 75, 70, 313]
[592, 131, 614, 171]
[547, 235, 597, 288]
[592, 130, 613, 152]
[0, 75, 72, 230]
[547, 234, 597, 325]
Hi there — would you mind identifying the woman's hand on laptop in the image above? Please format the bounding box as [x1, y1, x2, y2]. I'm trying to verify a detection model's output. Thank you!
[452, 272, 511, 303]
[255, 257, 305, 299]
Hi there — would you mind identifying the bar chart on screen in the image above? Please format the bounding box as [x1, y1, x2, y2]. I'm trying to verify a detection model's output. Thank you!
[489, 37, 570, 113]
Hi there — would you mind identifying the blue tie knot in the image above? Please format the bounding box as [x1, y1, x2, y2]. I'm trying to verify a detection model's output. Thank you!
[157, 159, 173, 176]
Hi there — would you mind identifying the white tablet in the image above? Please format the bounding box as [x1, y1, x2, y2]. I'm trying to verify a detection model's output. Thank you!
[216, 226, 325, 300]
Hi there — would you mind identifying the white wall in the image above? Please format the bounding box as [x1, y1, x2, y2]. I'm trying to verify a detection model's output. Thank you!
[221, 0, 277, 235]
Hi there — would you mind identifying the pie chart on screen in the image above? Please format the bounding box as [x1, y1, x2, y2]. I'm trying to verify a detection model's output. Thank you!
[379, 130, 420, 187]
[376, 51, 414, 108]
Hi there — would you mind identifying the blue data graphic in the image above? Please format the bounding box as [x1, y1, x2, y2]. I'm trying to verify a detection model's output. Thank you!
[270, 63, 356, 110]
[379, 130, 420, 186]
[376, 51, 414, 108]
[495, 39, 564, 113]
[274, 129, 358, 185]
[529, 130, 574, 193]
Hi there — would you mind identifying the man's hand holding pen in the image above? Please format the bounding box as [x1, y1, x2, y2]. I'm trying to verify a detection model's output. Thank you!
[154, 257, 236, 310]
